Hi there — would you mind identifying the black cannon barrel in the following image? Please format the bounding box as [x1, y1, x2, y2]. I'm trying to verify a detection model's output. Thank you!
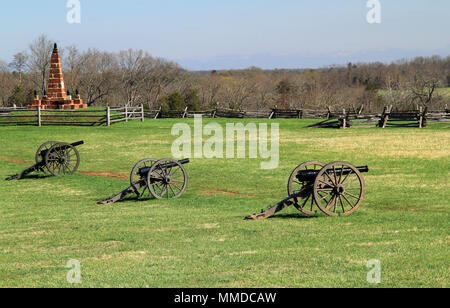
[38, 141, 84, 159]
[296, 166, 369, 183]
[71, 141, 84, 147]
[138, 159, 190, 177]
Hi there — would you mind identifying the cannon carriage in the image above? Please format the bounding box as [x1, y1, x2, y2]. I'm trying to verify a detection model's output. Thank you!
[246, 161, 369, 219]
[98, 158, 189, 205]
[5, 141, 84, 181]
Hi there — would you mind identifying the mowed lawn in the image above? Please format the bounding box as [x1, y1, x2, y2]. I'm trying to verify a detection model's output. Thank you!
[0, 119, 448, 288]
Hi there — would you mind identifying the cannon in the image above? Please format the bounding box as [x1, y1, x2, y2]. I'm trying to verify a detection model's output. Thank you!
[98, 158, 189, 205]
[5, 141, 84, 181]
[245, 161, 369, 219]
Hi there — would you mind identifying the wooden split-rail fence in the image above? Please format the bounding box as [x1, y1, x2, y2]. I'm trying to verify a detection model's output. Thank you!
[0, 105, 145, 127]
[307, 105, 449, 129]
[1, 104, 448, 128]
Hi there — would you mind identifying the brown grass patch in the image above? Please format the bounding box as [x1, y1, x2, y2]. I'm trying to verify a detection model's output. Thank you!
[282, 131, 450, 159]
[346, 241, 397, 247]
[80, 171, 128, 179]
[0, 157, 30, 164]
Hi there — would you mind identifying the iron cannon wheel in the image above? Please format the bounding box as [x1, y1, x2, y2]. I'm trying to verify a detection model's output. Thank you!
[148, 158, 188, 199]
[130, 158, 157, 198]
[35, 141, 59, 174]
[313, 161, 365, 217]
[45, 142, 80, 177]
[288, 161, 325, 215]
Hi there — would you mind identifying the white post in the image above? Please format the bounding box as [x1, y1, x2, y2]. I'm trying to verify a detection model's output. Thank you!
[37, 106, 41, 127]
[125, 105, 128, 122]
[107, 106, 111, 126]
[140, 104, 145, 122]
[342, 108, 346, 129]
[419, 106, 423, 128]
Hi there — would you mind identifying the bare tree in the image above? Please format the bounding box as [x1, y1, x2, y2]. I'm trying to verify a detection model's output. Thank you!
[142, 58, 182, 109]
[253, 73, 275, 110]
[28, 34, 53, 94]
[63, 45, 85, 95]
[79, 49, 117, 106]
[118, 49, 150, 106]
[221, 77, 255, 110]
[409, 73, 440, 108]
[9, 52, 28, 84]
[0, 61, 15, 106]
[275, 78, 298, 109]
[198, 72, 222, 108]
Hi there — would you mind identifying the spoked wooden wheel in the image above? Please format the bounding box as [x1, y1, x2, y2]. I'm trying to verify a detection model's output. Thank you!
[148, 158, 188, 199]
[45, 142, 80, 176]
[36, 141, 59, 174]
[130, 158, 157, 198]
[313, 161, 365, 217]
[288, 161, 325, 215]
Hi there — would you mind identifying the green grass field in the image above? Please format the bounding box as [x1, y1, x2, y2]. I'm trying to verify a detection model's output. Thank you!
[378, 87, 450, 101]
[436, 87, 450, 97]
[0, 119, 448, 288]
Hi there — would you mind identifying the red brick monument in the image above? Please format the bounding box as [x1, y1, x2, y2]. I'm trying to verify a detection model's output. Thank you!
[29, 43, 87, 110]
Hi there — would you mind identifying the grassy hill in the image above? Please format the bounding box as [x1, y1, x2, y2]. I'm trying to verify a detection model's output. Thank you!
[0, 119, 448, 287]
[436, 87, 450, 97]
[378, 87, 450, 98]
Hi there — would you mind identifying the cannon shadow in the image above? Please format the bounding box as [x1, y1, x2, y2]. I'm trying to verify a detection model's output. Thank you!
[5, 174, 53, 180]
[267, 213, 321, 220]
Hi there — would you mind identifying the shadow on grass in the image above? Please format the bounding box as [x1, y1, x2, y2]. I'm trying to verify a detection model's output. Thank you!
[95, 196, 157, 206]
[239, 213, 323, 220]
[4, 174, 53, 181]
[267, 213, 321, 220]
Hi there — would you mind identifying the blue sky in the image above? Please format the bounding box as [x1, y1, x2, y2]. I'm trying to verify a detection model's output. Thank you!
[0, 0, 449, 70]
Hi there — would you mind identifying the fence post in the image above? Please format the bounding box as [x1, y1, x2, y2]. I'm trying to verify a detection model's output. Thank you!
[380, 106, 389, 128]
[421, 107, 428, 128]
[358, 105, 364, 115]
[37, 106, 41, 127]
[154, 106, 161, 119]
[141, 104, 145, 122]
[106, 106, 111, 126]
[125, 105, 128, 122]
[342, 109, 346, 129]
[418, 107, 423, 128]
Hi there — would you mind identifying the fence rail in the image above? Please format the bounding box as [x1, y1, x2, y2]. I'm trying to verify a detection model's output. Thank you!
[0, 105, 145, 126]
[0, 105, 448, 128]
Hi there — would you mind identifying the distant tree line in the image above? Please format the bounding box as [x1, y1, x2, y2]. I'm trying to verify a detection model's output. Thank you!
[1, 34, 449, 112]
